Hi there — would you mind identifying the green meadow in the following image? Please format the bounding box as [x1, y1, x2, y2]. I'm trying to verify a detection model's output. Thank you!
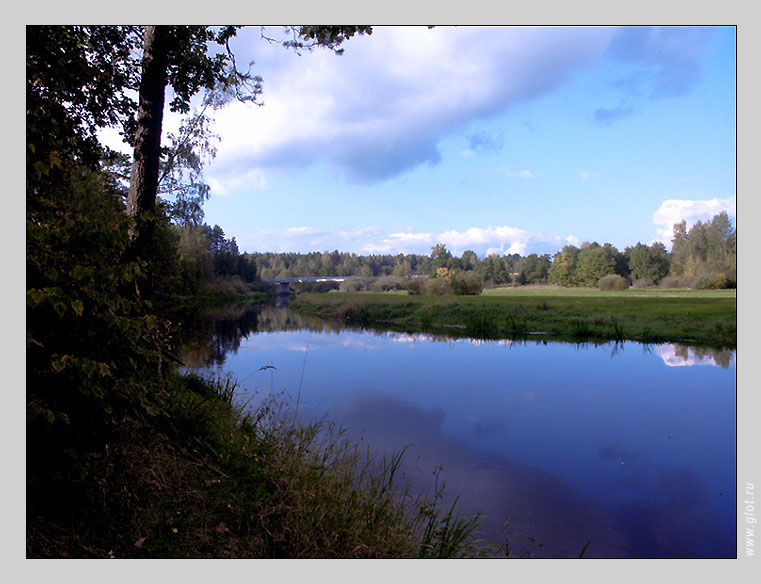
[291, 286, 736, 347]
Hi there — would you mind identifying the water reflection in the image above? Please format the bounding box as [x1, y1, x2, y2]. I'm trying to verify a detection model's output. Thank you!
[179, 304, 736, 371]
[656, 344, 736, 369]
[176, 304, 346, 367]
[178, 303, 737, 558]
[336, 390, 630, 558]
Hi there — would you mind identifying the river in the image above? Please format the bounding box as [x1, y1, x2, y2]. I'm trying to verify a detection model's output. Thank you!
[178, 303, 737, 558]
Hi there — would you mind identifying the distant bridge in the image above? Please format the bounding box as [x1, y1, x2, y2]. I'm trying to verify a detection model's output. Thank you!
[262, 276, 365, 296]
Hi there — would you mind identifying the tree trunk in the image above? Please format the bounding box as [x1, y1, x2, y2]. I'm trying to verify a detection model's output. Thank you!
[127, 26, 170, 258]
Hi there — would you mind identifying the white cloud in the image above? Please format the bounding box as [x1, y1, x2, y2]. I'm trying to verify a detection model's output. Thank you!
[206, 26, 617, 185]
[494, 167, 536, 179]
[207, 169, 268, 196]
[579, 170, 599, 181]
[362, 231, 435, 254]
[655, 344, 734, 368]
[235, 226, 383, 254]
[652, 196, 736, 246]
[232, 223, 579, 258]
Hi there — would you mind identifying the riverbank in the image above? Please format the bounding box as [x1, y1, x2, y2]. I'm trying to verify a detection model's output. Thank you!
[290, 287, 736, 348]
[27, 372, 488, 558]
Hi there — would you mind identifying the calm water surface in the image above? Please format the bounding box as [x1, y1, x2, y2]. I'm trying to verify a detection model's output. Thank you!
[182, 305, 736, 558]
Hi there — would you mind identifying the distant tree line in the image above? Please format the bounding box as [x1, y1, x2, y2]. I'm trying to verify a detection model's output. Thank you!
[172, 223, 258, 297]
[250, 211, 736, 292]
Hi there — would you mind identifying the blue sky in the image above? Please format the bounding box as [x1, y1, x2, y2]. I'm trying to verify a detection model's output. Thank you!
[173, 26, 736, 257]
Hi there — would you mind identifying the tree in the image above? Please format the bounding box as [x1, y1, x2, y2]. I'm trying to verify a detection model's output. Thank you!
[460, 250, 478, 271]
[575, 243, 622, 287]
[126, 25, 372, 264]
[706, 212, 734, 264]
[548, 245, 581, 286]
[519, 253, 551, 284]
[27, 26, 143, 172]
[126, 26, 253, 260]
[667, 213, 736, 287]
[491, 255, 510, 284]
[430, 243, 453, 274]
[625, 242, 670, 284]
[670, 220, 689, 277]
[158, 104, 221, 226]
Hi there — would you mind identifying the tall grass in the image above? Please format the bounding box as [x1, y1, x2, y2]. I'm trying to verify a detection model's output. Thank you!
[242, 390, 486, 558]
[27, 372, 487, 558]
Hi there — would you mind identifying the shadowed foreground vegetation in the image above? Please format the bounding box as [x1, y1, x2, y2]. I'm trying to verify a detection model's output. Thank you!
[27, 373, 491, 558]
[25, 26, 492, 559]
[290, 287, 736, 348]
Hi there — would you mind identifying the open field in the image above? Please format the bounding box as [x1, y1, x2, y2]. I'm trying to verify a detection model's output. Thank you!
[291, 287, 736, 347]
[482, 285, 736, 299]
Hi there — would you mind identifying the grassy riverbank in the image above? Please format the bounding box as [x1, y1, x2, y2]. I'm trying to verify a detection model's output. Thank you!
[27, 372, 487, 559]
[290, 286, 736, 347]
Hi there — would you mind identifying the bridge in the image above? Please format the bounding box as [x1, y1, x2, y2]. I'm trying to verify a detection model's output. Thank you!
[262, 276, 360, 296]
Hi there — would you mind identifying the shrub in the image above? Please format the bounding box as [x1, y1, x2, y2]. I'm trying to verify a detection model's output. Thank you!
[406, 278, 426, 295]
[339, 278, 367, 292]
[296, 281, 341, 294]
[631, 278, 654, 289]
[425, 278, 453, 296]
[692, 272, 729, 290]
[598, 274, 629, 291]
[659, 276, 680, 289]
[450, 272, 483, 295]
[206, 275, 250, 297]
[370, 275, 407, 292]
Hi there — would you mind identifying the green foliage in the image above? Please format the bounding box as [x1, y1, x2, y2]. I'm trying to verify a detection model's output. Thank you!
[598, 274, 630, 291]
[26, 26, 143, 167]
[460, 250, 478, 271]
[370, 275, 409, 292]
[625, 242, 670, 284]
[159, 106, 219, 226]
[296, 25, 373, 54]
[28, 370, 486, 558]
[548, 245, 581, 286]
[450, 271, 484, 295]
[692, 271, 730, 290]
[406, 278, 425, 296]
[30, 22, 497, 560]
[292, 288, 736, 347]
[668, 213, 736, 288]
[574, 243, 624, 287]
[430, 243, 454, 273]
[518, 253, 551, 284]
[254, 250, 433, 279]
[26, 161, 165, 522]
[424, 277, 453, 296]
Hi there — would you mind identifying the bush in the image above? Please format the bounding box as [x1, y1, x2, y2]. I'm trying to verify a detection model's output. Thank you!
[450, 272, 483, 295]
[425, 278, 453, 296]
[692, 272, 729, 290]
[370, 275, 407, 292]
[339, 278, 367, 292]
[631, 278, 654, 289]
[659, 276, 681, 289]
[205, 275, 250, 297]
[295, 281, 341, 293]
[598, 274, 629, 291]
[406, 278, 426, 295]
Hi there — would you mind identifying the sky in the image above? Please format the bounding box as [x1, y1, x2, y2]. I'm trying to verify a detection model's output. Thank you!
[159, 26, 736, 258]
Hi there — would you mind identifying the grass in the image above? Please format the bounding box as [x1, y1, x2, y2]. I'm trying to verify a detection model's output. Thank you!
[290, 286, 736, 348]
[27, 373, 489, 559]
